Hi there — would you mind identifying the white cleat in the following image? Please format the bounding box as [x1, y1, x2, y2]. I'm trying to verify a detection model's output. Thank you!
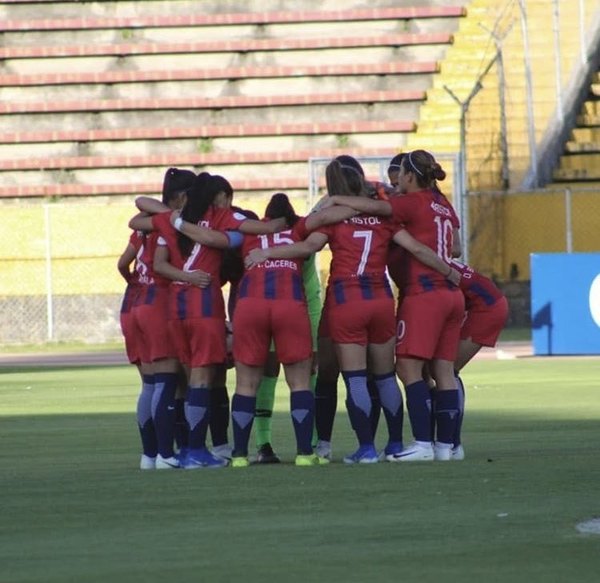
[315, 440, 332, 461]
[434, 442, 453, 461]
[388, 441, 434, 462]
[155, 454, 181, 469]
[140, 454, 156, 470]
[451, 445, 465, 461]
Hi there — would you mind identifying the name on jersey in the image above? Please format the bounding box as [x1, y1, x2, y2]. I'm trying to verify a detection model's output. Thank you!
[430, 201, 452, 217]
[348, 216, 382, 226]
[261, 259, 298, 270]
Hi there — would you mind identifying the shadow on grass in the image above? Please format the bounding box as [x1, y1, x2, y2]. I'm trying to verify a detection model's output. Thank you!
[2, 410, 600, 583]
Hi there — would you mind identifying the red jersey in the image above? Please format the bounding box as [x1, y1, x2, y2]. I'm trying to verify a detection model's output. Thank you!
[238, 218, 309, 301]
[452, 261, 506, 311]
[153, 207, 246, 319]
[317, 214, 398, 303]
[389, 189, 459, 295]
[120, 230, 144, 314]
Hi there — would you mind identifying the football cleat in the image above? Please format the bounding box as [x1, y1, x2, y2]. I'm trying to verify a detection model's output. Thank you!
[184, 448, 228, 469]
[295, 453, 322, 466]
[379, 441, 403, 461]
[433, 442, 453, 461]
[387, 441, 434, 462]
[140, 454, 156, 470]
[315, 440, 332, 461]
[155, 454, 181, 469]
[451, 444, 465, 461]
[231, 456, 250, 468]
[343, 444, 379, 465]
[256, 443, 281, 464]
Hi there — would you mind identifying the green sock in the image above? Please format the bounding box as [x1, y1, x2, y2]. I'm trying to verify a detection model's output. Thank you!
[255, 376, 277, 448]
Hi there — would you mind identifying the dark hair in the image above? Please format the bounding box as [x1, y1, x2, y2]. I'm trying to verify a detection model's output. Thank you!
[264, 192, 299, 227]
[326, 158, 366, 197]
[211, 174, 234, 200]
[177, 172, 220, 257]
[387, 153, 405, 172]
[401, 150, 446, 189]
[162, 167, 195, 205]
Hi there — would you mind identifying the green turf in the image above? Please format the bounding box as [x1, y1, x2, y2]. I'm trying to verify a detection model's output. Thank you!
[0, 341, 125, 354]
[1, 359, 599, 582]
[498, 326, 531, 342]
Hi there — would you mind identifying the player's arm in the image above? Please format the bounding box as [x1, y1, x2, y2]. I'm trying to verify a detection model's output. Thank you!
[238, 217, 287, 234]
[170, 212, 234, 249]
[245, 232, 328, 268]
[392, 229, 461, 286]
[128, 213, 154, 231]
[135, 196, 170, 214]
[305, 205, 357, 231]
[153, 245, 212, 288]
[322, 195, 392, 217]
[117, 242, 137, 283]
[452, 228, 462, 258]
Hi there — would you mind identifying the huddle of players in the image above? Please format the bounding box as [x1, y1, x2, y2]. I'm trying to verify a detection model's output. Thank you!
[118, 150, 508, 469]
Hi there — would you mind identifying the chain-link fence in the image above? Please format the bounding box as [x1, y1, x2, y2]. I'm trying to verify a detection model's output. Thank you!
[1, 185, 598, 345]
[467, 186, 600, 281]
[1, 201, 136, 344]
[0, 195, 305, 345]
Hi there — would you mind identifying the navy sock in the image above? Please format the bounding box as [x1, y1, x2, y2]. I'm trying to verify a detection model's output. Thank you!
[151, 372, 178, 458]
[209, 385, 230, 447]
[342, 370, 374, 446]
[290, 390, 315, 455]
[405, 380, 433, 442]
[315, 377, 338, 441]
[373, 372, 404, 443]
[231, 394, 256, 457]
[435, 389, 460, 445]
[453, 374, 466, 447]
[137, 374, 157, 457]
[174, 398, 188, 450]
[367, 377, 382, 438]
[185, 385, 210, 451]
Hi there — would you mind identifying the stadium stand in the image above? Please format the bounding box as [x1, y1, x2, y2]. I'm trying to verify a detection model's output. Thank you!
[0, 1, 466, 200]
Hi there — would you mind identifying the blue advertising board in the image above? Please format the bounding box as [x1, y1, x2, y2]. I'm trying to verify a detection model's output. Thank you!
[531, 253, 600, 355]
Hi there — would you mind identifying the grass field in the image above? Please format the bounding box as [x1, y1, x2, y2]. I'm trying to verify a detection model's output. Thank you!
[1, 357, 599, 582]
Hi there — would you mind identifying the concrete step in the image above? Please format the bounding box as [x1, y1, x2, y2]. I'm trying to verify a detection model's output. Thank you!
[0, 60, 439, 87]
[0, 146, 398, 188]
[0, 1, 469, 21]
[556, 152, 600, 171]
[554, 168, 600, 181]
[0, 7, 466, 45]
[0, 91, 425, 133]
[0, 120, 414, 159]
[0, 41, 448, 75]
[0, 69, 436, 101]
